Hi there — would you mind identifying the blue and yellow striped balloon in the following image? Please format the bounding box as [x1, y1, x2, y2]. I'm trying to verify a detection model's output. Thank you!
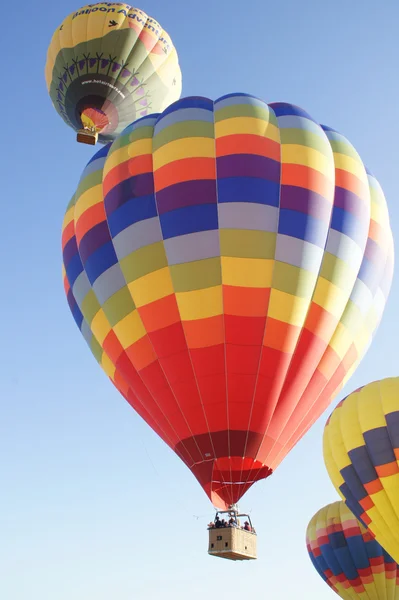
[307, 500, 399, 599]
[324, 378, 399, 564]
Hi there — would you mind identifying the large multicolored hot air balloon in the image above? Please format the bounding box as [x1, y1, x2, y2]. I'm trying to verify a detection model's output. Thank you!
[306, 500, 399, 599]
[62, 94, 393, 509]
[324, 378, 399, 565]
[45, 3, 181, 145]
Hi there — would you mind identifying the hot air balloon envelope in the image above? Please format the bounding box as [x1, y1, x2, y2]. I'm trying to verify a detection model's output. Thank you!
[62, 94, 393, 510]
[306, 500, 399, 599]
[324, 377, 399, 564]
[45, 3, 182, 144]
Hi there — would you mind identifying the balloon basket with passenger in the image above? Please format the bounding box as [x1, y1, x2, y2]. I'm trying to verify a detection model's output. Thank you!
[208, 505, 257, 561]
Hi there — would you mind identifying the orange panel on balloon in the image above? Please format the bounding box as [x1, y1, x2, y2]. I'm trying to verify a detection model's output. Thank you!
[154, 157, 216, 191]
[75, 203, 106, 244]
[138, 295, 181, 332]
[102, 330, 124, 364]
[183, 315, 224, 348]
[216, 134, 280, 161]
[281, 164, 333, 196]
[335, 168, 368, 197]
[223, 285, 270, 317]
[263, 319, 300, 353]
[125, 336, 157, 372]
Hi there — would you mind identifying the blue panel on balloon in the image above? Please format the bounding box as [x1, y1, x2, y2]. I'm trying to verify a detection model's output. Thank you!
[65, 253, 84, 287]
[386, 411, 399, 450]
[84, 241, 118, 285]
[278, 209, 327, 247]
[160, 203, 219, 239]
[270, 102, 316, 122]
[216, 176, 280, 206]
[363, 426, 396, 467]
[347, 446, 377, 484]
[107, 194, 158, 237]
[340, 464, 368, 501]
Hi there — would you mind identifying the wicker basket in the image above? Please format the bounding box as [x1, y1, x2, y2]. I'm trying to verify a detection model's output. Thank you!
[208, 526, 257, 561]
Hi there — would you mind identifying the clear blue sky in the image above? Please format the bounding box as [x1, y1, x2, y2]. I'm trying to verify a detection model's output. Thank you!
[1, 1, 398, 598]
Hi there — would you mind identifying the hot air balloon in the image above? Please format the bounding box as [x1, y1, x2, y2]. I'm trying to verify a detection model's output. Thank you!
[306, 500, 399, 599]
[45, 3, 181, 145]
[62, 94, 393, 518]
[324, 378, 399, 565]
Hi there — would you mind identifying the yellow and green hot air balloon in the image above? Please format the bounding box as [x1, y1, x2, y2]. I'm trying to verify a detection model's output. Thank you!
[45, 3, 182, 145]
[324, 377, 399, 564]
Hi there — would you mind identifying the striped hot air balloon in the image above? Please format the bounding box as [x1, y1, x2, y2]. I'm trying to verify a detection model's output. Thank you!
[324, 378, 399, 565]
[62, 94, 393, 509]
[306, 500, 399, 599]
